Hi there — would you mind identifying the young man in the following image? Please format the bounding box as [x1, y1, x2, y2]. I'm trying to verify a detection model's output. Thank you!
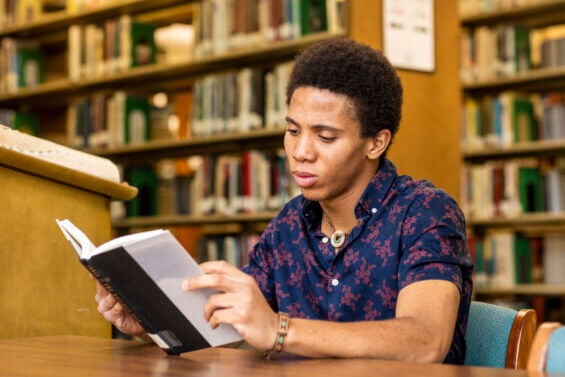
[95, 39, 473, 364]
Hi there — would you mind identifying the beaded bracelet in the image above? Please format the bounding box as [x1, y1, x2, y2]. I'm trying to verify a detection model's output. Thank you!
[264, 312, 290, 359]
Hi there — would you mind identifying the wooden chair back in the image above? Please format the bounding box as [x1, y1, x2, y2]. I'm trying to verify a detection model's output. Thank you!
[527, 322, 562, 372]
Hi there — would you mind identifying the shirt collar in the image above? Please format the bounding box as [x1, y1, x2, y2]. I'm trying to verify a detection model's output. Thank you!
[299, 158, 399, 229]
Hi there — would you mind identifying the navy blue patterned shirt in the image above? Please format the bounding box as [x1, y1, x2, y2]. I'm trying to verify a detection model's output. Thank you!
[241, 158, 474, 364]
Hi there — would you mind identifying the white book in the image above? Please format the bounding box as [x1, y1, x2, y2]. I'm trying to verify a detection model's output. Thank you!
[56, 219, 242, 355]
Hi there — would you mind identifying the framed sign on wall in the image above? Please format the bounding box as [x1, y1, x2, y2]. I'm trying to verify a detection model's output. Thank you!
[383, 0, 435, 73]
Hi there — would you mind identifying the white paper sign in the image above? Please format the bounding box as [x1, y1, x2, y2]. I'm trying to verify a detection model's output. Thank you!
[383, 0, 435, 72]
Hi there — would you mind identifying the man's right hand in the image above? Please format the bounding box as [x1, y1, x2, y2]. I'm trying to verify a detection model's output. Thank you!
[94, 279, 145, 337]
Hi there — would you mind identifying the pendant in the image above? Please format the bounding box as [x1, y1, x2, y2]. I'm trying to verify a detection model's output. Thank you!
[330, 230, 346, 248]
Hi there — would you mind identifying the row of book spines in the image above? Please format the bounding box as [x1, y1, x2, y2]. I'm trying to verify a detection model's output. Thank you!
[458, 0, 538, 17]
[462, 92, 536, 149]
[192, 62, 292, 137]
[125, 150, 299, 218]
[68, 15, 155, 81]
[0, 0, 46, 28]
[460, 23, 565, 82]
[469, 232, 565, 287]
[195, 233, 260, 267]
[68, 91, 153, 148]
[193, 0, 344, 57]
[0, 38, 44, 93]
[461, 159, 565, 218]
[469, 232, 538, 288]
[0, 110, 38, 135]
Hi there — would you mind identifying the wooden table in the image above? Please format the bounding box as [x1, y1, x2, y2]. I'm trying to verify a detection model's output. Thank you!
[0, 336, 558, 377]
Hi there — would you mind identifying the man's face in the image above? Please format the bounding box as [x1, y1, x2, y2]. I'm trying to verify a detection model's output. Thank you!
[284, 86, 376, 203]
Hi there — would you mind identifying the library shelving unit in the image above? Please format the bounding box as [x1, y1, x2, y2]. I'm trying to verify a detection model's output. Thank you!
[1, 0, 348, 240]
[459, 0, 565, 318]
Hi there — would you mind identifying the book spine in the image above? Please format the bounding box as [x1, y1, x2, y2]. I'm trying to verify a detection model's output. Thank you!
[82, 260, 157, 334]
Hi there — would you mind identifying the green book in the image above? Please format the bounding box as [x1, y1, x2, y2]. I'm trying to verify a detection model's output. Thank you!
[17, 47, 44, 88]
[518, 167, 544, 212]
[127, 167, 158, 217]
[512, 97, 535, 143]
[13, 112, 39, 136]
[125, 96, 151, 144]
[300, 0, 327, 35]
[130, 22, 156, 67]
[513, 27, 531, 73]
[514, 235, 533, 284]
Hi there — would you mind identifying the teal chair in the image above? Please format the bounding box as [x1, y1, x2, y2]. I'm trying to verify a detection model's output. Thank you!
[528, 322, 565, 373]
[464, 301, 537, 369]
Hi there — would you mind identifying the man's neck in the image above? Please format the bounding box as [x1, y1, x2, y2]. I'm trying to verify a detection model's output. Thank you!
[319, 162, 380, 231]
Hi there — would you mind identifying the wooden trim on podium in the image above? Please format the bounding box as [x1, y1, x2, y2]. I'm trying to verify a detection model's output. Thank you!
[0, 147, 137, 201]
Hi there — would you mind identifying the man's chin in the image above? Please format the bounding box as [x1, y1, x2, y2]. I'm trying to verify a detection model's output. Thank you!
[299, 188, 326, 202]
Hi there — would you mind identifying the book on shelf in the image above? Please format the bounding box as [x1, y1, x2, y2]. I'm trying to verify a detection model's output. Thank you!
[56, 218, 242, 355]
[115, 150, 299, 221]
[0, 38, 44, 93]
[543, 234, 565, 284]
[471, 231, 534, 288]
[461, 158, 565, 219]
[195, 233, 259, 266]
[192, 61, 292, 137]
[193, 0, 346, 57]
[460, 25, 531, 84]
[0, 110, 38, 135]
[127, 166, 158, 217]
[68, 15, 156, 81]
[68, 91, 153, 148]
[460, 90, 565, 152]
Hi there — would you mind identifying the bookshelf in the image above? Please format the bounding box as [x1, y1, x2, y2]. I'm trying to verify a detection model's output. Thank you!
[89, 128, 285, 160]
[459, 0, 565, 320]
[460, 0, 565, 27]
[0, 0, 349, 260]
[112, 211, 279, 229]
[0, 0, 190, 38]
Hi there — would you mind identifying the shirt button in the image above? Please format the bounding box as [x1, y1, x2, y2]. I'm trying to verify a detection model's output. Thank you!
[322, 237, 329, 243]
[331, 278, 339, 286]
[371, 208, 377, 214]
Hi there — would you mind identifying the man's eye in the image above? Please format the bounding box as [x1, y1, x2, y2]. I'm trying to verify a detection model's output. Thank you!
[319, 135, 336, 142]
[286, 128, 299, 135]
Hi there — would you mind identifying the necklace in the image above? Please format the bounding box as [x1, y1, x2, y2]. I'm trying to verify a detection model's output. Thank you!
[323, 212, 360, 249]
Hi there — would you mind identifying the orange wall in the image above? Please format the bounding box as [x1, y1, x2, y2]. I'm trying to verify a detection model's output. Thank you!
[349, 0, 462, 201]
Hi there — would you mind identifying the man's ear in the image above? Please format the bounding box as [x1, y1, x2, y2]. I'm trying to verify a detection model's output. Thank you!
[366, 129, 392, 160]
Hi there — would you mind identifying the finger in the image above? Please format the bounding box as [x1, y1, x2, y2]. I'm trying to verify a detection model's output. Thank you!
[199, 260, 243, 277]
[203, 293, 240, 321]
[97, 293, 117, 314]
[209, 308, 240, 332]
[183, 273, 239, 293]
[94, 282, 110, 301]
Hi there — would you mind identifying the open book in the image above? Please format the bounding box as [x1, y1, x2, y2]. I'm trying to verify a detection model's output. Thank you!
[56, 219, 242, 355]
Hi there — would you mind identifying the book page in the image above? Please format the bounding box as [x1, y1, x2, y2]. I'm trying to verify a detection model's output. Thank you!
[56, 219, 96, 258]
[94, 229, 166, 257]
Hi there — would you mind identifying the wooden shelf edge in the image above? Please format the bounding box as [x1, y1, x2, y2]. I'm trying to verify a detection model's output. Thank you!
[460, 0, 565, 26]
[463, 139, 565, 160]
[468, 212, 565, 227]
[0, 0, 191, 38]
[461, 66, 565, 91]
[112, 212, 279, 228]
[474, 284, 565, 296]
[88, 129, 286, 158]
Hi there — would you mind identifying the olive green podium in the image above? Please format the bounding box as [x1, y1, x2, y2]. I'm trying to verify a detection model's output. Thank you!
[0, 126, 137, 338]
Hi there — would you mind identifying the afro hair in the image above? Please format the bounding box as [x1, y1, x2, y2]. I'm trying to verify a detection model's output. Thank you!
[287, 38, 403, 145]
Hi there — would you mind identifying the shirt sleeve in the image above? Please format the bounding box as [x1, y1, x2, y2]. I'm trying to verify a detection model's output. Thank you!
[240, 219, 278, 311]
[398, 187, 474, 293]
